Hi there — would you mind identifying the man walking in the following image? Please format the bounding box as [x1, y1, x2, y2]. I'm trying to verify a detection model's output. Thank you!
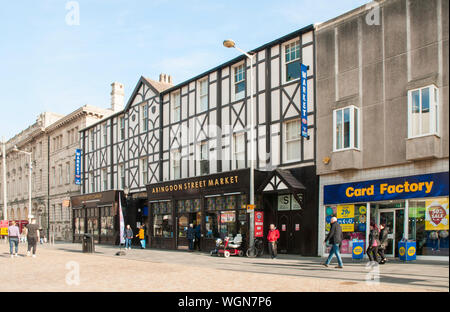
[323, 217, 344, 269]
[194, 223, 202, 251]
[267, 224, 280, 259]
[187, 223, 195, 252]
[8, 221, 20, 258]
[26, 219, 40, 258]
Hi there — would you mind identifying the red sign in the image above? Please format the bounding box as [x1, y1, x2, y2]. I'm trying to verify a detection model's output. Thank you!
[282, 224, 286, 231]
[295, 224, 300, 231]
[254, 211, 264, 238]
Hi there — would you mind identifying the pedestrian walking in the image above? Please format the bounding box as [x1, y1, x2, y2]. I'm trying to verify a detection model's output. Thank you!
[8, 221, 20, 258]
[124, 225, 133, 250]
[367, 222, 380, 263]
[39, 228, 44, 244]
[136, 225, 145, 249]
[267, 224, 280, 259]
[26, 219, 40, 258]
[194, 223, 202, 251]
[323, 217, 344, 269]
[20, 226, 28, 243]
[187, 223, 195, 251]
[377, 223, 388, 264]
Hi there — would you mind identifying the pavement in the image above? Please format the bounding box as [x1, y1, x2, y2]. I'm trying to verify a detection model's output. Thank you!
[0, 240, 448, 292]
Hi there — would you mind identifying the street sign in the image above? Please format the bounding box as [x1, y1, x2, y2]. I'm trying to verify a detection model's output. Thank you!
[246, 204, 255, 212]
[255, 211, 264, 238]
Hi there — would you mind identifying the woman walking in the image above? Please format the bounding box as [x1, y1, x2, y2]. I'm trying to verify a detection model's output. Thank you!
[367, 222, 380, 263]
[378, 223, 388, 264]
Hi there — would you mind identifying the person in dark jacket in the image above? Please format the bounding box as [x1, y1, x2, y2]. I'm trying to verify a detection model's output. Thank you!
[124, 225, 133, 250]
[186, 223, 195, 251]
[367, 222, 380, 263]
[323, 217, 344, 268]
[194, 223, 202, 251]
[377, 223, 388, 264]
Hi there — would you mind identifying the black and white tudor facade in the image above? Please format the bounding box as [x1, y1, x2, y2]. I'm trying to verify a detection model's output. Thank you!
[72, 25, 320, 256]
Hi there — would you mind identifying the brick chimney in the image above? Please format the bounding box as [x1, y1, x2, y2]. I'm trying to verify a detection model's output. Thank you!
[159, 73, 173, 85]
[111, 82, 125, 112]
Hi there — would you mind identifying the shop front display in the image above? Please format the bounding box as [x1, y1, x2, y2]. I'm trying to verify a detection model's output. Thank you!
[146, 169, 267, 251]
[71, 190, 122, 245]
[323, 172, 449, 259]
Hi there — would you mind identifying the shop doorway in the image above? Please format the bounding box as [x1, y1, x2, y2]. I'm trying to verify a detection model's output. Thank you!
[277, 210, 302, 254]
[378, 209, 404, 257]
[177, 212, 201, 250]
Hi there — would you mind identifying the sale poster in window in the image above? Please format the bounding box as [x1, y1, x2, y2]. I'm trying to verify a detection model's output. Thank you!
[337, 204, 355, 232]
[425, 198, 449, 231]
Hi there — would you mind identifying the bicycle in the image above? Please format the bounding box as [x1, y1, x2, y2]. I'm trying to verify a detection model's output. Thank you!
[246, 238, 264, 257]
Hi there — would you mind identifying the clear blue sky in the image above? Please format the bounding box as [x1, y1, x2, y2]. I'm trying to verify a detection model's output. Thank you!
[0, 0, 369, 141]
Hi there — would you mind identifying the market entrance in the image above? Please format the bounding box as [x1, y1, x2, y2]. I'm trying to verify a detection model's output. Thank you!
[277, 208, 302, 254]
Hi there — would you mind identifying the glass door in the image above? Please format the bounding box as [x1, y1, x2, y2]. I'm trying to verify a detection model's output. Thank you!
[379, 210, 395, 257]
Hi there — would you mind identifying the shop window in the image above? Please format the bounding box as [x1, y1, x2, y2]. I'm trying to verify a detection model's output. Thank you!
[324, 203, 368, 255]
[100, 206, 114, 237]
[408, 85, 439, 138]
[220, 211, 237, 238]
[152, 202, 173, 238]
[205, 212, 219, 239]
[408, 197, 448, 256]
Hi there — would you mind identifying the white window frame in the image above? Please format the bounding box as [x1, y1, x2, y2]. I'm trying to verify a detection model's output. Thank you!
[282, 38, 301, 84]
[232, 63, 246, 102]
[102, 168, 108, 191]
[198, 141, 209, 176]
[103, 124, 107, 146]
[232, 132, 246, 169]
[333, 105, 360, 152]
[171, 149, 181, 180]
[197, 78, 208, 113]
[119, 164, 125, 190]
[283, 119, 302, 163]
[141, 158, 148, 185]
[90, 130, 95, 151]
[66, 162, 71, 184]
[172, 91, 181, 123]
[119, 116, 125, 141]
[407, 85, 439, 139]
[142, 104, 148, 132]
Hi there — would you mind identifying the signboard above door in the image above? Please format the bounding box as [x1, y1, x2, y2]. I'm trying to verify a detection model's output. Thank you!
[278, 194, 303, 211]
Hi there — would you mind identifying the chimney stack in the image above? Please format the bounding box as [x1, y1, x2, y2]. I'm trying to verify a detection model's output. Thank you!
[159, 73, 173, 85]
[111, 82, 125, 112]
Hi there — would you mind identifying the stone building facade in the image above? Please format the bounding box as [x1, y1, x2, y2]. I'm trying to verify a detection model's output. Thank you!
[1, 103, 114, 241]
[315, 0, 449, 259]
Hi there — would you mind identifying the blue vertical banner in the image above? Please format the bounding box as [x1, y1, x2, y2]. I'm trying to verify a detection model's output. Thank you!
[300, 63, 308, 138]
[74, 149, 81, 185]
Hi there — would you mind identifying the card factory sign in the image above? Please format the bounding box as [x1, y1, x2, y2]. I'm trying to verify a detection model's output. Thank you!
[324, 172, 449, 205]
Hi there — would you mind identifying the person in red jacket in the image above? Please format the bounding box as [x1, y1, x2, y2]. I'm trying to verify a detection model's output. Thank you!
[267, 224, 280, 259]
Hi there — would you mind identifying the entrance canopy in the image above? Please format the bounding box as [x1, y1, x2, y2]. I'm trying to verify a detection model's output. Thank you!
[257, 169, 306, 208]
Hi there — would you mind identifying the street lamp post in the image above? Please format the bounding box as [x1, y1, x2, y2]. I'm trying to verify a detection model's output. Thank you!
[1, 137, 7, 220]
[223, 39, 256, 251]
[13, 146, 32, 222]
